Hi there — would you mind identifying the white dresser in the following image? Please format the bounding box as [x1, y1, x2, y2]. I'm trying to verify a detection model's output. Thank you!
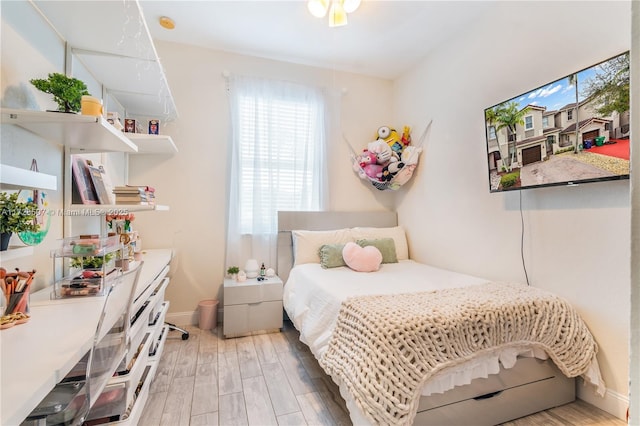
[2, 249, 173, 425]
[84, 249, 172, 425]
[223, 276, 283, 338]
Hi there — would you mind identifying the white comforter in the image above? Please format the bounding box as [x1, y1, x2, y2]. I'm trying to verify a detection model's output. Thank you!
[284, 260, 488, 357]
[283, 261, 605, 425]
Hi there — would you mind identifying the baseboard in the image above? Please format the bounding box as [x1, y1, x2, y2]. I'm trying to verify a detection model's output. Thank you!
[165, 307, 223, 327]
[165, 311, 197, 326]
[577, 378, 628, 420]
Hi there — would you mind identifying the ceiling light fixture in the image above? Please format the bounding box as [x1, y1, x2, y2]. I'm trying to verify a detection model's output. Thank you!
[308, 0, 361, 27]
[159, 16, 175, 30]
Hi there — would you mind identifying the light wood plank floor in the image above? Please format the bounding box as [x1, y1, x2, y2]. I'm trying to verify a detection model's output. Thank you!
[139, 322, 625, 426]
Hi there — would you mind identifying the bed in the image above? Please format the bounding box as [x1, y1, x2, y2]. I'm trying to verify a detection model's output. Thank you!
[277, 211, 605, 426]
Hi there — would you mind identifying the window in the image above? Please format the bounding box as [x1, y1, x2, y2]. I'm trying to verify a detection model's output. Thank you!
[488, 126, 496, 140]
[235, 94, 324, 233]
[542, 116, 549, 128]
[524, 115, 533, 131]
[226, 75, 327, 267]
[567, 109, 573, 120]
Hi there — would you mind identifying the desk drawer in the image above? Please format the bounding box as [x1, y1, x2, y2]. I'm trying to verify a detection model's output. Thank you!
[111, 332, 152, 405]
[127, 302, 150, 366]
[147, 278, 169, 324]
[85, 365, 153, 425]
[148, 325, 169, 379]
[147, 302, 169, 339]
[132, 265, 169, 315]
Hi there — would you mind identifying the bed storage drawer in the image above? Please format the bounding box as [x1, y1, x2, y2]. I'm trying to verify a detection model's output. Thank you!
[415, 358, 575, 426]
[418, 357, 561, 410]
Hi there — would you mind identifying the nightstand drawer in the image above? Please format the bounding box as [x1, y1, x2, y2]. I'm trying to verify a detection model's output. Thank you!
[225, 281, 282, 305]
[224, 300, 283, 336]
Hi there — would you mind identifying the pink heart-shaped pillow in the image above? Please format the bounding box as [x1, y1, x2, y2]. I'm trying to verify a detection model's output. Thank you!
[342, 242, 382, 272]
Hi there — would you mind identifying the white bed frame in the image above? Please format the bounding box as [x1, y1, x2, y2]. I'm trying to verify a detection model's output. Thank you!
[277, 211, 576, 425]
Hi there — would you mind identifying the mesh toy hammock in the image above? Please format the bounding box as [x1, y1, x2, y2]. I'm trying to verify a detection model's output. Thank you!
[346, 120, 432, 191]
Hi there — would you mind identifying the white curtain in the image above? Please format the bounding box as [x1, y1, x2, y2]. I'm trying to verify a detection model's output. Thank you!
[225, 75, 327, 272]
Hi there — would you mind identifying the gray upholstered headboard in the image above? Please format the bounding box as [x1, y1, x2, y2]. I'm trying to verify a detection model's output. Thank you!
[276, 210, 398, 283]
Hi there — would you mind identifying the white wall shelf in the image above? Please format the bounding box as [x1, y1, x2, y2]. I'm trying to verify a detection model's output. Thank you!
[1, 108, 138, 153]
[127, 134, 178, 154]
[0, 164, 57, 191]
[0, 246, 35, 262]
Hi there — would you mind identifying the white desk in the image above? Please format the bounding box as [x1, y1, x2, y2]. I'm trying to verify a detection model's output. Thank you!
[0, 249, 173, 425]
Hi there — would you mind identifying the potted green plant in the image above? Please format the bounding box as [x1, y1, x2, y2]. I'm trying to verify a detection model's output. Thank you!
[30, 73, 90, 113]
[227, 266, 240, 280]
[0, 192, 39, 251]
[70, 253, 115, 270]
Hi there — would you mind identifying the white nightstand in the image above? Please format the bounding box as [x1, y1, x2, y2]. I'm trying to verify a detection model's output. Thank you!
[223, 275, 284, 338]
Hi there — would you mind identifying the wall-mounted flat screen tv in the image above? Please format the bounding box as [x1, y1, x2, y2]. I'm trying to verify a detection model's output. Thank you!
[484, 51, 630, 192]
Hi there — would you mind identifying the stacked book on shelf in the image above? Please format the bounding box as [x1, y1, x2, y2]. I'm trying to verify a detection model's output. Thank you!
[113, 185, 155, 205]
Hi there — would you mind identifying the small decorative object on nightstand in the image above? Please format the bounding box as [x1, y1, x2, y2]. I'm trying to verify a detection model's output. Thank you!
[223, 275, 283, 338]
[226, 266, 239, 281]
[244, 258, 259, 278]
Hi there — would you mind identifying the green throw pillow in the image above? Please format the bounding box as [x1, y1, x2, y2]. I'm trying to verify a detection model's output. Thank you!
[356, 238, 398, 264]
[318, 244, 347, 269]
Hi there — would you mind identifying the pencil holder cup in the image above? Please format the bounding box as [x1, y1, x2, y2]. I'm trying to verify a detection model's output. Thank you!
[7, 290, 29, 315]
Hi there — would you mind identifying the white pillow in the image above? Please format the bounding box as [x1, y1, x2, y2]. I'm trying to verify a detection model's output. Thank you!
[350, 226, 409, 260]
[292, 228, 353, 265]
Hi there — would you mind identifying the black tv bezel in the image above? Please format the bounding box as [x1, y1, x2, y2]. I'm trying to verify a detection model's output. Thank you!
[484, 51, 630, 193]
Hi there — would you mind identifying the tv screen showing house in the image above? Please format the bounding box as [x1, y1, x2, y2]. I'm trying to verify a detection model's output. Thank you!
[484, 51, 630, 192]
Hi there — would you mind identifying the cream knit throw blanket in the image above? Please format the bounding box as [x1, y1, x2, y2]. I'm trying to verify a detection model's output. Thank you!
[319, 282, 599, 425]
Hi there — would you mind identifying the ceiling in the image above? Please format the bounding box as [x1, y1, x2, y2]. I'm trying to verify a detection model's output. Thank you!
[138, 1, 495, 80]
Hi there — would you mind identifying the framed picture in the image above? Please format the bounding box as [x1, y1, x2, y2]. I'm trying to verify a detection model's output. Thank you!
[124, 118, 136, 133]
[149, 119, 160, 135]
[71, 155, 99, 205]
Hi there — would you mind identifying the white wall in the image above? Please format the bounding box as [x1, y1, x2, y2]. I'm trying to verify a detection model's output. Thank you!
[393, 1, 631, 418]
[629, 2, 639, 424]
[1, 2, 67, 289]
[1, 2, 119, 290]
[129, 41, 395, 315]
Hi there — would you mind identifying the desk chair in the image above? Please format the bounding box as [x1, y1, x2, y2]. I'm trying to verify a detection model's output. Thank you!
[165, 321, 189, 340]
[22, 263, 143, 426]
